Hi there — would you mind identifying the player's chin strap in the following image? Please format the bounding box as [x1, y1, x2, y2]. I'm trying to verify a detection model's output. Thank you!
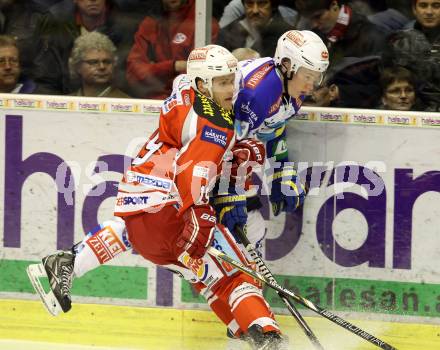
[276, 64, 293, 105]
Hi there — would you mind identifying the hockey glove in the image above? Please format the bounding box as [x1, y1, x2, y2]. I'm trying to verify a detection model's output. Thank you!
[177, 204, 216, 259]
[230, 138, 265, 189]
[212, 194, 247, 240]
[270, 165, 306, 216]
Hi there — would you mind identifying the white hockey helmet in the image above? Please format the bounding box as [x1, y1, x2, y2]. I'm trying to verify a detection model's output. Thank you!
[187, 44, 238, 97]
[274, 30, 329, 80]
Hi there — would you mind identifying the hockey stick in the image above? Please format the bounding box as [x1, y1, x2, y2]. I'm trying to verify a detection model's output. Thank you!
[208, 246, 398, 350]
[235, 226, 325, 350]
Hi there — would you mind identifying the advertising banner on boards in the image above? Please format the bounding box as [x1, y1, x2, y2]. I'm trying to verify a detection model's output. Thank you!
[1, 95, 439, 321]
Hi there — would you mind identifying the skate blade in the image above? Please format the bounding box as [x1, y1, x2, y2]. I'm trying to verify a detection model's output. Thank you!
[26, 264, 63, 316]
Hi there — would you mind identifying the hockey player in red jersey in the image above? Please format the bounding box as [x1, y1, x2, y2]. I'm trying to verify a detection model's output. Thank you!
[28, 44, 286, 350]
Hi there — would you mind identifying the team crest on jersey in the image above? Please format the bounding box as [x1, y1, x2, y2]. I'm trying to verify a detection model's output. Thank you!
[193, 92, 234, 128]
[173, 32, 187, 44]
[245, 63, 272, 89]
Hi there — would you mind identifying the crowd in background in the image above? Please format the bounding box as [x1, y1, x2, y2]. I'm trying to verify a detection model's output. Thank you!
[0, 0, 438, 111]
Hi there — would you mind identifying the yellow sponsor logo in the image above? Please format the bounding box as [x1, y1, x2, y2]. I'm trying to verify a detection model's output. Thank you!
[181, 254, 208, 281]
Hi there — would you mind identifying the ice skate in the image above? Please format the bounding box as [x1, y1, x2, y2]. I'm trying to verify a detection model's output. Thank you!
[27, 251, 75, 316]
[247, 325, 288, 350]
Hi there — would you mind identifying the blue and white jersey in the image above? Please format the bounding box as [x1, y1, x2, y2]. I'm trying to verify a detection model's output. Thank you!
[233, 57, 304, 142]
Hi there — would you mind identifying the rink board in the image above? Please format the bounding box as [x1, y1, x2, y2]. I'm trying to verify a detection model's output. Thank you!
[1, 299, 439, 350]
[1, 95, 440, 325]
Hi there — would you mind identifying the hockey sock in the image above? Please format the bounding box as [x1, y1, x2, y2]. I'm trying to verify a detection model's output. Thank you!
[73, 218, 131, 277]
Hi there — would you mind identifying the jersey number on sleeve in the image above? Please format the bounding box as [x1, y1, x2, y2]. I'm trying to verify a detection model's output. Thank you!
[132, 133, 163, 166]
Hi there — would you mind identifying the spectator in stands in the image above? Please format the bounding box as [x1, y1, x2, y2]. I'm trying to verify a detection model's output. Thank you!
[33, 0, 140, 94]
[0, 0, 45, 79]
[306, 56, 382, 109]
[217, 0, 292, 57]
[126, 0, 219, 99]
[305, 78, 339, 107]
[0, 35, 36, 93]
[384, 0, 440, 110]
[405, 0, 440, 44]
[231, 47, 260, 61]
[295, 0, 387, 66]
[219, 0, 298, 27]
[379, 66, 422, 111]
[69, 32, 129, 98]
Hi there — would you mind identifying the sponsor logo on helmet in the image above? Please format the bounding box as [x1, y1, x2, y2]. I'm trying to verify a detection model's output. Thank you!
[245, 62, 272, 89]
[173, 32, 187, 44]
[321, 51, 329, 59]
[227, 59, 237, 69]
[286, 31, 305, 47]
[188, 48, 209, 61]
[201, 125, 228, 148]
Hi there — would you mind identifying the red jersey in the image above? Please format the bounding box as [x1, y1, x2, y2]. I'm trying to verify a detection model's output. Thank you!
[114, 76, 235, 217]
[126, 0, 219, 99]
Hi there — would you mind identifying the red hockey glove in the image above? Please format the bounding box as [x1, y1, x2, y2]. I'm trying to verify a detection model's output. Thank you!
[177, 204, 216, 259]
[230, 138, 265, 182]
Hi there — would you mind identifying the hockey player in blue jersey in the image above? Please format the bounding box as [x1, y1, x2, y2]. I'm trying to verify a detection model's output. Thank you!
[213, 30, 329, 253]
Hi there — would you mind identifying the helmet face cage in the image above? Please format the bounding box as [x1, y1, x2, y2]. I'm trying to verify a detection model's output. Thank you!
[274, 30, 329, 84]
[187, 45, 238, 98]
